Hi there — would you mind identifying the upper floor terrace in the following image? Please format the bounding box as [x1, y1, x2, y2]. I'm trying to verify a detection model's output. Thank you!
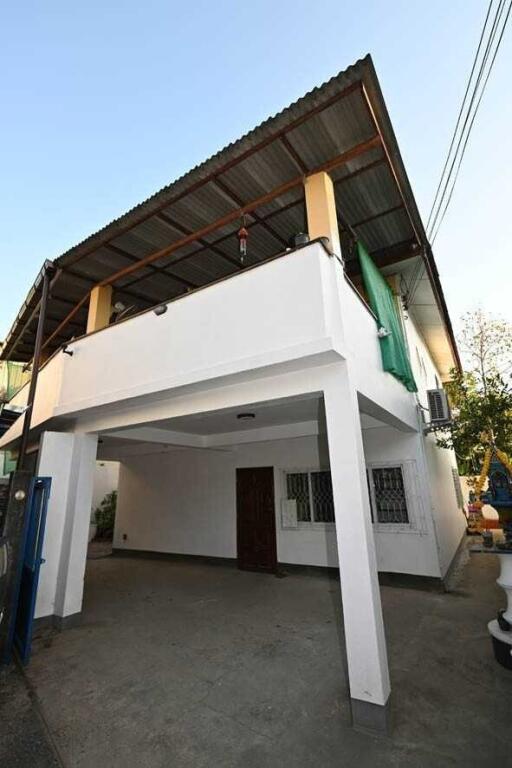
[0, 54, 459, 450]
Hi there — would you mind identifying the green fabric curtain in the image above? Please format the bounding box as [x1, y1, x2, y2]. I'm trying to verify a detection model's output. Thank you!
[6, 361, 27, 398]
[357, 241, 417, 393]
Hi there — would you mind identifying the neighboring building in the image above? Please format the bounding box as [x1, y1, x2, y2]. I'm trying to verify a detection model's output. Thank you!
[0, 56, 465, 731]
[0, 360, 30, 475]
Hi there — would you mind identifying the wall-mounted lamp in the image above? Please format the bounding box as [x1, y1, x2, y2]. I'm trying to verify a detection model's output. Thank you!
[377, 327, 391, 339]
[237, 412, 256, 421]
[62, 344, 74, 356]
[153, 304, 168, 316]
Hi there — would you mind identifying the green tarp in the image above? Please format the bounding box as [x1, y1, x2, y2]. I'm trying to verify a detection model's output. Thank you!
[357, 241, 417, 393]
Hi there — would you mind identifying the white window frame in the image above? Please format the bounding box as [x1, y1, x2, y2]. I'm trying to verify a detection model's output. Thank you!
[366, 461, 420, 534]
[282, 469, 335, 530]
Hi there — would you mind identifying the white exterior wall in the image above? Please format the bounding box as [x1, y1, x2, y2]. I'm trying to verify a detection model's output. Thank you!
[113, 435, 337, 566]
[423, 435, 466, 576]
[92, 460, 120, 514]
[115, 449, 236, 558]
[0, 244, 418, 451]
[402, 305, 466, 577]
[114, 424, 459, 577]
[362, 427, 441, 577]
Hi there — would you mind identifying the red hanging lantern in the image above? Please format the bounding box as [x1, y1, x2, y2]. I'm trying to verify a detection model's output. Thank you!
[237, 217, 248, 263]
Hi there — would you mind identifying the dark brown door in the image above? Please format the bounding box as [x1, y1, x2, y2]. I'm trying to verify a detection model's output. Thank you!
[237, 467, 277, 573]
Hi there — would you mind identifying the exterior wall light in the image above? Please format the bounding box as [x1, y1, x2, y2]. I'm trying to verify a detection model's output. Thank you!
[237, 413, 256, 421]
[153, 304, 168, 316]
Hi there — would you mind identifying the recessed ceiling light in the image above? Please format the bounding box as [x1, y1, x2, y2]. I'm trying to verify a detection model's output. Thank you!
[237, 412, 255, 421]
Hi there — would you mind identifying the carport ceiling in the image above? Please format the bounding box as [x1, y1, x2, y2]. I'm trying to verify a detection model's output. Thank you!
[141, 396, 324, 435]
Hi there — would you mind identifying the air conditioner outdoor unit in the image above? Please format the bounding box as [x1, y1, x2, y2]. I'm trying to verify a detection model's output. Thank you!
[427, 388, 451, 424]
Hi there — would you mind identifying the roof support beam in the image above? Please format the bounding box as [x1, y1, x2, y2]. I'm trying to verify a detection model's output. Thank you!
[97, 135, 380, 287]
[3, 263, 61, 362]
[38, 134, 380, 356]
[350, 203, 404, 230]
[60, 266, 167, 307]
[344, 238, 419, 277]
[212, 178, 289, 248]
[155, 211, 241, 269]
[360, 84, 421, 246]
[63, 81, 364, 271]
[178, 156, 387, 261]
[104, 243, 199, 290]
[279, 135, 309, 174]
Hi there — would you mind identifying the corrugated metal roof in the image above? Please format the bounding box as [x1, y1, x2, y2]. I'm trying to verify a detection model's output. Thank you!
[1, 54, 458, 370]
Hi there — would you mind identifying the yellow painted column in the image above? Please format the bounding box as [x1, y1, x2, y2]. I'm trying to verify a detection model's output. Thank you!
[304, 171, 341, 256]
[86, 285, 112, 333]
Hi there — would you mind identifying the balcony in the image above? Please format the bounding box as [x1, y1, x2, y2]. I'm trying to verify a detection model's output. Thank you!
[2, 241, 419, 450]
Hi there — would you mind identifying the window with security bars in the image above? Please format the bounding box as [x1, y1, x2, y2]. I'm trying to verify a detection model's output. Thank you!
[286, 471, 334, 523]
[370, 466, 409, 524]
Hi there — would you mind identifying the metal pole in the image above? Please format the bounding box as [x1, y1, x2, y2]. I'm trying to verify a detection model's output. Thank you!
[16, 261, 55, 471]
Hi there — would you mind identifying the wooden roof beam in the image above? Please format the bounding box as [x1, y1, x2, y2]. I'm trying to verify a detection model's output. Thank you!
[96, 135, 380, 287]
[104, 243, 200, 290]
[38, 134, 380, 355]
[64, 81, 364, 271]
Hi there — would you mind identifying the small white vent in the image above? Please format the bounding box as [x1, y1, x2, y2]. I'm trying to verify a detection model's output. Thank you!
[427, 388, 451, 423]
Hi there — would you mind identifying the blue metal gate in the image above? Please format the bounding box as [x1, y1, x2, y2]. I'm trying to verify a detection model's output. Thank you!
[14, 477, 51, 665]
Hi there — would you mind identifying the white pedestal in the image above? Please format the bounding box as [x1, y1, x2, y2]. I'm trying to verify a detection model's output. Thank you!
[488, 619, 512, 647]
[496, 552, 512, 625]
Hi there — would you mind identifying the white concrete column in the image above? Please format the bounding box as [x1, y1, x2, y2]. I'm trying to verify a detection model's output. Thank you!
[323, 362, 391, 732]
[36, 431, 98, 625]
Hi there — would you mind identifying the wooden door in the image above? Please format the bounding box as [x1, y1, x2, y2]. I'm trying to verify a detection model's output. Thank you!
[236, 467, 277, 573]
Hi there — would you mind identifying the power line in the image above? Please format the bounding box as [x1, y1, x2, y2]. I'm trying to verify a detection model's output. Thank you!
[407, 0, 511, 306]
[425, 0, 494, 234]
[430, 0, 512, 244]
[428, 0, 508, 241]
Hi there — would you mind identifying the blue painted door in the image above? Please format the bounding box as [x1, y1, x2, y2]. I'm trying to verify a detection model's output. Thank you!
[14, 477, 51, 665]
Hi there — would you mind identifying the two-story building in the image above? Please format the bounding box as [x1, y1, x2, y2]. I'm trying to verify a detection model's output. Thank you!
[0, 55, 465, 732]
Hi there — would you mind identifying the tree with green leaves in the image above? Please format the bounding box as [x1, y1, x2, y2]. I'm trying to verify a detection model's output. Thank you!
[436, 310, 512, 476]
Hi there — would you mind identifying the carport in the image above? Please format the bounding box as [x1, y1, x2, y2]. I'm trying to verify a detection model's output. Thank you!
[20, 541, 512, 767]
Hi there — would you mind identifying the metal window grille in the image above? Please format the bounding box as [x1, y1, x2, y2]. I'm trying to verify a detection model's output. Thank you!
[286, 473, 311, 522]
[366, 469, 375, 523]
[286, 471, 335, 523]
[311, 471, 335, 522]
[371, 466, 409, 524]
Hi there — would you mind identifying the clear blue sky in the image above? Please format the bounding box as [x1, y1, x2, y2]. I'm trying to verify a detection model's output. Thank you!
[1, 0, 510, 341]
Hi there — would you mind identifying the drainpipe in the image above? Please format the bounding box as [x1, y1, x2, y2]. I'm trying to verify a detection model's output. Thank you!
[16, 260, 56, 471]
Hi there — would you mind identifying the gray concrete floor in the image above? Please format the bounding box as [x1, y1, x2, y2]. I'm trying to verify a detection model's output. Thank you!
[0, 665, 62, 767]
[20, 546, 512, 767]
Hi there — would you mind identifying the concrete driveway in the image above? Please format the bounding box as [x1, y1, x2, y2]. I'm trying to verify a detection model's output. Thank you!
[21, 546, 512, 767]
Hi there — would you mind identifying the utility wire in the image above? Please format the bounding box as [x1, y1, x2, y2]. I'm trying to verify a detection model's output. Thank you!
[430, 0, 512, 244]
[407, 0, 511, 305]
[428, 0, 508, 241]
[425, 0, 494, 234]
